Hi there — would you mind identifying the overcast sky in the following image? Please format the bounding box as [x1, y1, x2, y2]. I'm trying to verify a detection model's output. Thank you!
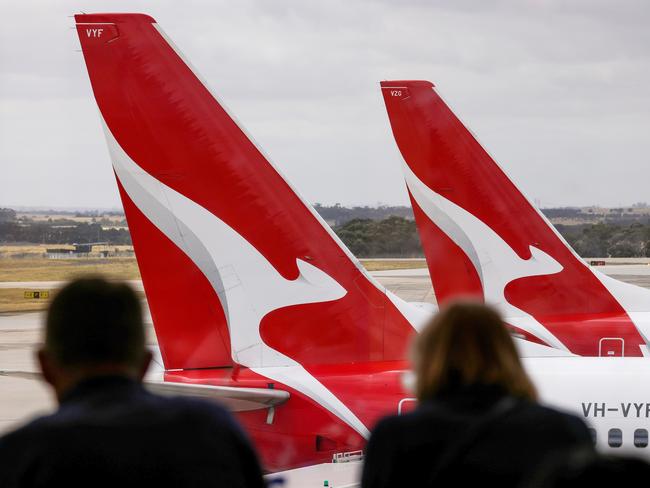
[1, 0, 649, 209]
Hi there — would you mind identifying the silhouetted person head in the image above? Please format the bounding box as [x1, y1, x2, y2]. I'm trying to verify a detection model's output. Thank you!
[38, 277, 152, 401]
[412, 300, 536, 402]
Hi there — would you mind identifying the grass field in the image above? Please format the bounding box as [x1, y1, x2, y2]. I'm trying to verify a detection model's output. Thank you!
[0, 253, 425, 283]
[0, 289, 53, 313]
[0, 247, 426, 312]
[360, 259, 426, 271]
[0, 257, 141, 283]
[0, 254, 140, 313]
[0, 287, 148, 314]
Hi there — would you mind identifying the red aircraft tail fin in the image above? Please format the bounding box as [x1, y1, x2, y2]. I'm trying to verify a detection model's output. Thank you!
[75, 14, 419, 371]
[381, 80, 649, 357]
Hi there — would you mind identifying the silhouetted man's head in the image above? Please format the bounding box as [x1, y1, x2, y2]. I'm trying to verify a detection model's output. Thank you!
[39, 277, 151, 400]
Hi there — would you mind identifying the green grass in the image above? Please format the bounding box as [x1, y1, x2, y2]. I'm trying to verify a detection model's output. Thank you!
[0, 288, 54, 313]
[0, 257, 141, 282]
[359, 259, 427, 271]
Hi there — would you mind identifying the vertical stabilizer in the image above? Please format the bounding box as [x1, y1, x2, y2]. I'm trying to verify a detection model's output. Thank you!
[381, 80, 649, 356]
[75, 14, 420, 371]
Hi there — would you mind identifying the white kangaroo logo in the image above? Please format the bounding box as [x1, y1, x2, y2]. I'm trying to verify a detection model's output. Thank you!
[403, 163, 568, 350]
[101, 118, 370, 437]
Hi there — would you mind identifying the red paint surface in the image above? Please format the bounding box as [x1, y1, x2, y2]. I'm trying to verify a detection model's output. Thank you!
[75, 14, 415, 369]
[409, 193, 483, 303]
[165, 362, 411, 472]
[381, 80, 645, 356]
[118, 180, 232, 369]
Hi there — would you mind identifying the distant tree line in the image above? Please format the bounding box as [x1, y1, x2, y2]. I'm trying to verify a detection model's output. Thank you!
[335, 217, 423, 258]
[4, 205, 650, 258]
[314, 203, 414, 226]
[0, 221, 131, 245]
[557, 223, 650, 258]
[541, 206, 650, 225]
[0, 208, 16, 223]
[316, 204, 650, 227]
[336, 220, 650, 258]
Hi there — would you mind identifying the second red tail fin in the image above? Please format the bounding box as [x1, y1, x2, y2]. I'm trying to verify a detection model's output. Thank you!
[381, 80, 649, 357]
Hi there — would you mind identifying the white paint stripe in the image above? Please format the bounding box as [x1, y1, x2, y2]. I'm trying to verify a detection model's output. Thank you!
[102, 118, 370, 438]
[151, 23, 386, 295]
[403, 162, 569, 351]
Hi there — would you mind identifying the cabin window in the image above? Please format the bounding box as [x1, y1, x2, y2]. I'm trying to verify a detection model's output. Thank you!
[634, 429, 648, 448]
[608, 428, 622, 448]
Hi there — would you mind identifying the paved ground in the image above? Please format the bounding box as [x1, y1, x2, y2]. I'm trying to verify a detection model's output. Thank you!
[0, 308, 156, 435]
[0, 311, 51, 433]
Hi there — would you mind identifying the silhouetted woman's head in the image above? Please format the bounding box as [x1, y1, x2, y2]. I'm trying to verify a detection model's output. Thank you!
[412, 300, 537, 402]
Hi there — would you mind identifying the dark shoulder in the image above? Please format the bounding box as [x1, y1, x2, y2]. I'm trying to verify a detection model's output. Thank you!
[510, 401, 592, 441]
[369, 400, 455, 442]
[0, 394, 242, 449]
[156, 393, 232, 417]
[363, 412, 417, 488]
[516, 401, 586, 425]
[371, 399, 590, 443]
[0, 410, 64, 449]
[367, 404, 442, 449]
[0, 411, 66, 475]
[371, 399, 462, 433]
[147, 393, 246, 433]
[371, 412, 405, 435]
[368, 409, 422, 442]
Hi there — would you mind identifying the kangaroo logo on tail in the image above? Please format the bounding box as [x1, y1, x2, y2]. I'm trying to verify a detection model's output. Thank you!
[404, 162, 567, 349]
[103, 119, 347, 368]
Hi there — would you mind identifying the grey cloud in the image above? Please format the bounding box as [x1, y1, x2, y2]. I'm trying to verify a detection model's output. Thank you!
[0, 0, 649, 208]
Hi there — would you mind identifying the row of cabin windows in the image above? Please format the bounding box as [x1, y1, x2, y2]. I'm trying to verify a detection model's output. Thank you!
[589, 428, 649, 448]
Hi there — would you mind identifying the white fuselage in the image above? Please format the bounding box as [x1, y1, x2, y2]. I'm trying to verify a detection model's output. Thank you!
[525, 357, 650, 455]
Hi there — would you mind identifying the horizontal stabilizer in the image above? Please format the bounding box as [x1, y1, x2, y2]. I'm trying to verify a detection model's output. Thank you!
[145, 380, 290, 412]
[1, 369, 289, 413]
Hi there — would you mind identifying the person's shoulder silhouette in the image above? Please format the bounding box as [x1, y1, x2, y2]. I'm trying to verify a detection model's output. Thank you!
[525, 447, 650, 487]
[362, 301, 593, 488]
[0, 277, 264, 488]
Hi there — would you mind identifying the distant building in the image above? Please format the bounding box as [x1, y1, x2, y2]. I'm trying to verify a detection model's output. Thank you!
[45, 248, 75, 259]
[45, 242, 109, 259]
